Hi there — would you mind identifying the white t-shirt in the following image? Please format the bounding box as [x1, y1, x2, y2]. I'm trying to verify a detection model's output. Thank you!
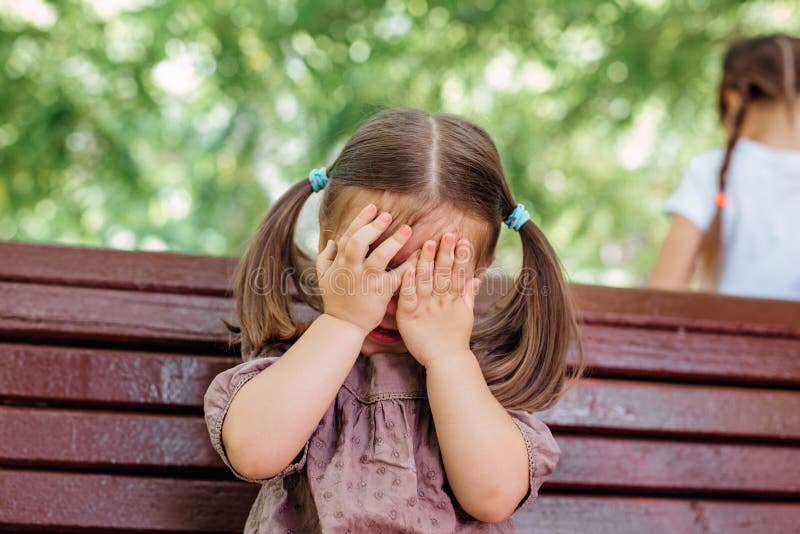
[664, 138, 800, 301]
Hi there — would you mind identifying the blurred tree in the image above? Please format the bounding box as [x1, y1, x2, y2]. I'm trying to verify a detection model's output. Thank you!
[0, 0, 797, 286]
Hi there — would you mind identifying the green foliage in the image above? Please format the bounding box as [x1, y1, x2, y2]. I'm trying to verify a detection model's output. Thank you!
[0, 0, 797, 285]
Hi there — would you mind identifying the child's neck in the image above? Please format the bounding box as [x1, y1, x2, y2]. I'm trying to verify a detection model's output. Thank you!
[739, 101, 800, 151]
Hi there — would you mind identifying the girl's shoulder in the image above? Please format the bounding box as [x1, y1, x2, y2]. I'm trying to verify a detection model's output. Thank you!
[684, 147, 726, 179]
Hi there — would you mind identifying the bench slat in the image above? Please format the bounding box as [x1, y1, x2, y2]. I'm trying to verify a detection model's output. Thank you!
[0, 407, 219, 470]
[0, 468, 257, 532]
[0, 281, 234, 348]
[0, 240, 235, 295]
[4, 241, 800, 338]
[4, 359, 798, 440]
[3, 468, 794, 533]
[540, 379, 800, 441]
[2, 407, 798, 496]
[0, 343, 235, 409]
[580, 324, 800, 387]
[514, 496, 800, 533]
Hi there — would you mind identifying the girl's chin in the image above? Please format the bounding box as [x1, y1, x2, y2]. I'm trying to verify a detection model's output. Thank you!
[361, 335, 407, 356]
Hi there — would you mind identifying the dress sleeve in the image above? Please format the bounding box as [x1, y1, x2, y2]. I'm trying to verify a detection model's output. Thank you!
[663, 151, 722, 232]
[506, 408, 561, 511]
[203, 354, 309, 484]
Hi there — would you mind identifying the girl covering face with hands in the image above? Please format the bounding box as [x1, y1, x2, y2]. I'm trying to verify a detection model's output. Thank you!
[204, 108, 585, 532]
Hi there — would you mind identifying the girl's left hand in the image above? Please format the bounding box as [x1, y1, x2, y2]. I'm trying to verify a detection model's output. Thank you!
[396, 233, 482, 368]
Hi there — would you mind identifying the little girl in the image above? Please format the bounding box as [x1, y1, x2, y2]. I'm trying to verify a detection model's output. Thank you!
[650, 34, 800, 299]
[204, 108, 585, 532]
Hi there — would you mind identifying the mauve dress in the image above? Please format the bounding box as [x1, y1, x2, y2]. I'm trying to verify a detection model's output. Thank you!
[203, 345, 561, 533]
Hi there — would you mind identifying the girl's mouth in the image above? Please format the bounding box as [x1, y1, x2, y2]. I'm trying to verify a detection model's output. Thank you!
[368, 325, 402, 344]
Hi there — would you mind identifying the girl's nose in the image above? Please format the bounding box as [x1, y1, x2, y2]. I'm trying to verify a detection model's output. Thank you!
[386, 292, 399, 315]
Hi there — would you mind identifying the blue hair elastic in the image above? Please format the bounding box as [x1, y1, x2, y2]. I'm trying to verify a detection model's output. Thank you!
[308, 167, 328, 192]
[504, 203, 530, 231]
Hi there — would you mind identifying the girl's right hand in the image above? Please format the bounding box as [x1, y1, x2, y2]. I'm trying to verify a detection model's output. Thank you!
[315, 203, 419, 336]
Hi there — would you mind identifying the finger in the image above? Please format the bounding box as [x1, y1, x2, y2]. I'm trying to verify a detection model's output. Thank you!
[416, 240, 437, 297]
[315, 239, 337, 278]
[337, 203, 378, 253]
[385, 248, 420, 294]
[343, 211, 393, 265]
[364, 224, 413, 270]
[432, 233, 455, 295]
[398, 266, 417, 313]
[464, 277, 481, 313]
[452, 239, 474, 296]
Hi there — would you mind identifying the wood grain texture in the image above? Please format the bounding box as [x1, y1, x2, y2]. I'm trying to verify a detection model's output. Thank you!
[0, 343, 236, 409]
[0, 240, 236, 295]
[513, 496, 800, 534]
[3, 241, 800, 532]
[3, 407, 798, 497]
[0, 407, 221, 471]
[3, 241, 800, 337]
[579, 324, 800, 386]
[539, 379, 800, 442]
[0, 468, 258, 532]
[1, 469, 797, 533]
[0, 281, 234, 348]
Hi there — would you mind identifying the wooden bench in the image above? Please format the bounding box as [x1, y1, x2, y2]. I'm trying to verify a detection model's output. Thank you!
[1, 240, 798, 532]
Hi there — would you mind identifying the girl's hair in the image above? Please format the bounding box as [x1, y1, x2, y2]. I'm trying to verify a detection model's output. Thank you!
[229, 108, 585, 412]
[698, 34, 799, 288]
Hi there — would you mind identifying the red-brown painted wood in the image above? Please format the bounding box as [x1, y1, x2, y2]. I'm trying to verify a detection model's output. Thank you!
[514, 496, 800, 533]
[579, 324, 800, 387]
[570, 283, 800, 338]
[0, 240, 236, 295]
[0, 468, 258, 532]
[539, 379, 800, 442]
[3, 241, 800, 532]
[3, 407, 798, 497]
[549, 436, 800, 497]
[0, 407, 220, 471]
[4, 357, 797, 441]
[0, 281, 235, 349]
[0, 324, 800, 403]
[0, 343, 236, 409]
[1, 469, 797, 533]
[4, 241, 800, 337]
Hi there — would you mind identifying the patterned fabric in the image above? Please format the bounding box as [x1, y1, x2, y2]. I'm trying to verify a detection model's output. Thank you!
[203, 348, 560, 533]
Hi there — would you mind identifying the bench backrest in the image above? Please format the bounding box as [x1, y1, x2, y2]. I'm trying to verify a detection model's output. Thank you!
[1, 241, 798, 532]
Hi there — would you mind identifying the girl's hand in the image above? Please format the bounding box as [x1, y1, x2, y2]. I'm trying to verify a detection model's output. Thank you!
[396, 233, 481, 368]
[316, 203, 419, 336]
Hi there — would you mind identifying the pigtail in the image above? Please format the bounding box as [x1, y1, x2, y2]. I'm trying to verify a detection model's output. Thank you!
[472, 218, 586, 412]
[228, 179, 322, 360]
[697, 89, 749, 289]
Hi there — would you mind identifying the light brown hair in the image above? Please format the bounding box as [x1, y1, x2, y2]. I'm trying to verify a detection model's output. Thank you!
[228, 108, 585, 412]
[699, 34, 799, 287]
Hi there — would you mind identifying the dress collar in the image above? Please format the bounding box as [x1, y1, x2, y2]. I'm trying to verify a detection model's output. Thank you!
[343, 352, 427, 403]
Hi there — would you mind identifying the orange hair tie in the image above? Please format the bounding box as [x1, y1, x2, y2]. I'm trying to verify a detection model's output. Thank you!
[715, 192, 727, 208]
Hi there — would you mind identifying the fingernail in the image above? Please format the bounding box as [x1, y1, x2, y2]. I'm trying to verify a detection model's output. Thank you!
[379, 212, 391, 223]
[327, 239, 334, 248]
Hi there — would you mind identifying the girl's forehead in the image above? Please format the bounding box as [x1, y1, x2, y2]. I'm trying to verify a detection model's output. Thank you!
[373, 208, 491, 265]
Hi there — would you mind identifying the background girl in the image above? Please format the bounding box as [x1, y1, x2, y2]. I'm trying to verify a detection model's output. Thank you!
[204, 108, 585, 532]
[650, 34, 800, 299]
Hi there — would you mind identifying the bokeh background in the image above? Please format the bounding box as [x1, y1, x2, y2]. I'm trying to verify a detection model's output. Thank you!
[0, 0, 797, 286]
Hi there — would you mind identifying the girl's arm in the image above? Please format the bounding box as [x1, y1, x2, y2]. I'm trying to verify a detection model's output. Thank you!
[649, 214, 703, 290]
[396, 235, 529, 522]
[426, 352, 530, 523]
[222, 313, 365, 480]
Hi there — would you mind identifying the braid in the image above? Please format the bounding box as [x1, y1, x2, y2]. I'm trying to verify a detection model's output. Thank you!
[697, 89, 750, 289]
[776, 36, 797, 126]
